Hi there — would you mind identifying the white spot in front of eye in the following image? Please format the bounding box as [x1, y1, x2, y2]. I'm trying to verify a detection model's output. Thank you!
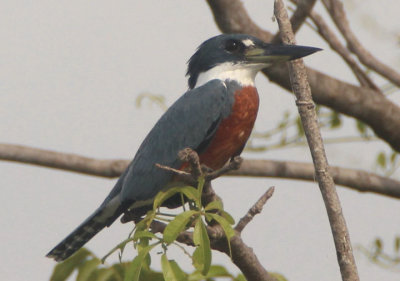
[242, 39, 255, 47]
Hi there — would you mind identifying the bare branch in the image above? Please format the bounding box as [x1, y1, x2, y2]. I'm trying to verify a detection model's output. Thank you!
[2, 143, 400, 199]
[231, 159, 400, 199]
[235, 187, 275, 233]
[206, 0, 272, 42]
[206, 0, 400, 153]
[289, 0, 380, 90]
[155, 163, 196, 185]
[0, 143, 128, 177]
[322, 0, 400, 87]
[274, 1, 359, 280]
[271, 0, 318, 43]
[205, 156, 243, 181]
[289, 0, 317, 33]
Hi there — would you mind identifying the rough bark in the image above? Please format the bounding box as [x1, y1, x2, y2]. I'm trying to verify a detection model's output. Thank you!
[2, 143, 399, 199]
[274, 1, 360, 280]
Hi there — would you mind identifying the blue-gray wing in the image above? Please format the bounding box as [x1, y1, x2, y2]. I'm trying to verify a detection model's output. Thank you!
[118, 80, 235, 203]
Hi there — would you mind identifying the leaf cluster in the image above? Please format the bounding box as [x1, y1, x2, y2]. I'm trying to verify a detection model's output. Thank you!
[247, 106, 374, 152]
[357, 236, 400, 271]
[50, 177, 239, 281]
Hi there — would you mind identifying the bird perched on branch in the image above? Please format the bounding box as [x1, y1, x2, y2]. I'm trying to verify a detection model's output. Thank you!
[47, 34, 320, 261]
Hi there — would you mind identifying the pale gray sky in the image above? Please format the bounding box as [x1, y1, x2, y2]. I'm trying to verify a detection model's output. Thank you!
[1, 1, 399, 280]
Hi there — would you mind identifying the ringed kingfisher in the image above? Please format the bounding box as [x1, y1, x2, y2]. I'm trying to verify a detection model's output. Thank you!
[47, 34, 320, 261]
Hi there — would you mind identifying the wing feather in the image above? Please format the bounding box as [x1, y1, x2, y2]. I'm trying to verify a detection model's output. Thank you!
[120, 80, 234, 202]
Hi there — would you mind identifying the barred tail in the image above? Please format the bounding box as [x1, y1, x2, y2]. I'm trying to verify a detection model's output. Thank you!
[46, 197, 124, 262]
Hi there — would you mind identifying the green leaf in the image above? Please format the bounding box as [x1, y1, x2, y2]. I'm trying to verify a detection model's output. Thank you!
[163, 210, 198, 244]
[161, 254, 187, 281]
[179, 186, 201, 202]
[204, 200, 223, 212]
[188, 265, 233, 280]
[329, 111, 341, 128]
[377, 152, 386, 168]
[206, 213, 235, 257]
[296, 117, 304, 136]
[153, 187, 185, 210]
[356, 120, 367, 134]
[135, 93, 167, 111]
[133, 230, 158, 241]
[88, 268, 115, 281]
[219, 210, 235, 225]
[390, 152, 398, 164]
[136, 235, 152, 269]
[278, 111, 290, 129]
[135, 211, 156, 231]
[101, 236, 135, 264]
[192, 218, 211, 275]
[76, 258, 101, 281]
[110, 263, 129, 280]
[124, 243, 159, 281]
[373, 238, 383, 257]
[205, 265, 232, 278]
[153, 186, 198, 210]
[395, 236, 400, 252]
[50, 248, 92, 281]
[140, 267, 165, 281]
[196, 176, 206, 206]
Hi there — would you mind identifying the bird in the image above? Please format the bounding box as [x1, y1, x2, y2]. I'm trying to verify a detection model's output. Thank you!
[47, 34, 320, 262]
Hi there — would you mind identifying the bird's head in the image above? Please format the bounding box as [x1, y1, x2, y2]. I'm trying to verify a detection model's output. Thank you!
[186, 34, 321, 89]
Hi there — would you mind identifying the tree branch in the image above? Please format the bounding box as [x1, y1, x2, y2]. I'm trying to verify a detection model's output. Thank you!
[206, 0, 400, 153]
[322, 0, 400, 87]
[235, 187, 275, 233]
[289, 0, 380, 90]
[0, 143, 127, 177]
[271, 0, 318, 43]
[231, 159, 400, 199]
[274, 1, 359, 280]
[2, 143, 399, 199]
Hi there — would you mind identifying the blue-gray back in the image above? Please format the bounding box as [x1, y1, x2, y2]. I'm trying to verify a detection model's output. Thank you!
[111, 79, 239, 204]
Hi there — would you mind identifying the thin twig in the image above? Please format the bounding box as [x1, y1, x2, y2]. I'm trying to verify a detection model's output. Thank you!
[274, 1, 360, 280]
[155, 163, 196, 185]
[205, 156, 243, 181]
[235, 187, 275, 233]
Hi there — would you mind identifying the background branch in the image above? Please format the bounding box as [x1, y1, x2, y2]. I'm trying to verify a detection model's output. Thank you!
[274, 1, 359, 280]
[299, 3, 380, 90]
[322, 0, 400, 87]
[271, 0, 318, 43]
[2, 143, 399, 198]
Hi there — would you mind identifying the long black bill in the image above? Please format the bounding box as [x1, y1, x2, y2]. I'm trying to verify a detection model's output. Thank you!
[245, 44, 322, 64]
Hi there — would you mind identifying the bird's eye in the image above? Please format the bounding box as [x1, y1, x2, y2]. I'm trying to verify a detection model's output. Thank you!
[225, 40, 243, 53]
